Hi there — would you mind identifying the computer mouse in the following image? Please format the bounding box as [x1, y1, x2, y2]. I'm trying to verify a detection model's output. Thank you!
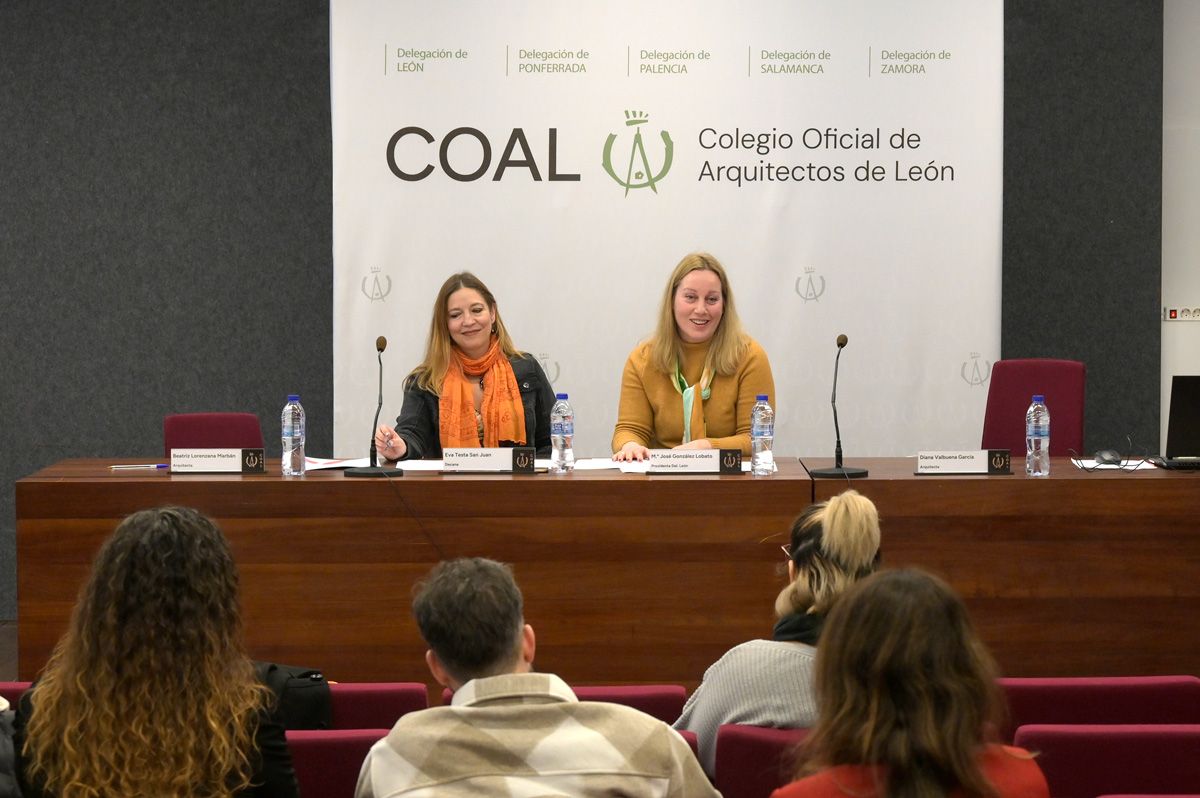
[1094, 449, 1122, 465]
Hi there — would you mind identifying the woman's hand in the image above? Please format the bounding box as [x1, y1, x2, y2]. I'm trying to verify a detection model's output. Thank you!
[375, 425, 407, 461]
[674, 439, 713, 451]
[612, 441, 651, 462]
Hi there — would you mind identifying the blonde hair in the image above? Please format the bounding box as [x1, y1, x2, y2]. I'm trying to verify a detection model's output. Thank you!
[409, 272, 521, 393]
[774, 489, 881, 617]
[22, 507, 270, 798]
[650, 252, 748, 376]
[797, 569, 1006, 798]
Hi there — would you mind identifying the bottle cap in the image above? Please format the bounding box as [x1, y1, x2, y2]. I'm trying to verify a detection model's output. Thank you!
[287, 394, 300, 402]
[756, 395, 768, 401]
[1032, 394, 1044, 403]
[556, 393, 568, 400]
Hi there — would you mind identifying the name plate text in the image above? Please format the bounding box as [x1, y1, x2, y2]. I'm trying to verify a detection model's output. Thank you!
[442, 448, 536, 473]
[915, 450, 1011, 475]
[647, 449, 743, 474]
[170, 448, 266, 474]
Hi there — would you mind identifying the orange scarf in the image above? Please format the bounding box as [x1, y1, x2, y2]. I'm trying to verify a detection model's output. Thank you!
[439, 337, 527, 448]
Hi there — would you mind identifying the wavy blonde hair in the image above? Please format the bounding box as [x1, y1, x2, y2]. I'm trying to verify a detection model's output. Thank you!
[409, 272, 521, 393]
[775, 489, 881, 617]
[23, 507, 270, 798]
[796, 569, 1007, 798]
[650, 252, 749, 376]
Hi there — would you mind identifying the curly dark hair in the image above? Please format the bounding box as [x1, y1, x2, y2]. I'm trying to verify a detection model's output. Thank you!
[23, 507, 269, 797]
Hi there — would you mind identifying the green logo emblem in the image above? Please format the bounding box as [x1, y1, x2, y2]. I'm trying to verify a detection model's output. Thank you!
[602, 111, 674, 195]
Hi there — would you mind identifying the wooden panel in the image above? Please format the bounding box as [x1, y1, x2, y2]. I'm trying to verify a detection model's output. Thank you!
[15, 458, 1200, 685]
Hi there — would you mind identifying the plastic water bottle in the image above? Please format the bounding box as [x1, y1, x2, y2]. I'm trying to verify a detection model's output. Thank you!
[1025, 394, 1049, 477]
[751, 394, 775, 476]
[549, 393, 574, 474]
[281, 395, 306, 476]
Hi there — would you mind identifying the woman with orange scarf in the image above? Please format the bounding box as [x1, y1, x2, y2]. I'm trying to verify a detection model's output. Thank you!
[375, 272, 555, 460]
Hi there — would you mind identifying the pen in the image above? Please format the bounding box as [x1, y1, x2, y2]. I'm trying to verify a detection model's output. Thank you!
[109, 463, 169, 470]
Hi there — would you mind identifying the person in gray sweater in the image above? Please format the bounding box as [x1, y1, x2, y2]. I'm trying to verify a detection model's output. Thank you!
[673, 489, 882, 776]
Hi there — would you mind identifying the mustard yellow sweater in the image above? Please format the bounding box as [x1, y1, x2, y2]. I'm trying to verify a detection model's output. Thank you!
[612, 337, 775, 455]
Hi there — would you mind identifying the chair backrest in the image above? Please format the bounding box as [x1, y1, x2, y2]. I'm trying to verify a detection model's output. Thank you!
[440, 683, 687, 724]
[0, 682, 30, 707]
[286, 728, 388, 798]
[1012, 724, 1200, 798]
[999, 675, 1200, 742]
[981, 359, 1086, 456]
[163, 412, 265, 457]
[713, 724, 809, 798]
[329, 682, 428, 729]
[676, 729, 699, 757]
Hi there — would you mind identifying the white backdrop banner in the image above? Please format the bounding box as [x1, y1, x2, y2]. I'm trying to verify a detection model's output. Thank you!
[331, 0, 1002, 459]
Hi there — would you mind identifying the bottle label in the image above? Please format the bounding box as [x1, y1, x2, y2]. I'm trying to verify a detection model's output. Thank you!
[552, 421, 573, 436]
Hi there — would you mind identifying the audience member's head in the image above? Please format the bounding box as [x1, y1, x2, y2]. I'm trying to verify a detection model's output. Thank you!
[413, 557, 534, 688]
[775, 488, 881, 618]
[799, 568, 1004, 797]
[23, 506, 269, 797]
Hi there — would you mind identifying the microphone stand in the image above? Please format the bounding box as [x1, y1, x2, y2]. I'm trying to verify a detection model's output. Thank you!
[346, 347, 403, 478]
[812, 343, 868, 479]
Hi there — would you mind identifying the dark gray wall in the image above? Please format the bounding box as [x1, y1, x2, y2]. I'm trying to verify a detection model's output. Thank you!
[0, 1, 333, 618]
[0, 2, 1163, 620]
[1004, 1, 1162, 455]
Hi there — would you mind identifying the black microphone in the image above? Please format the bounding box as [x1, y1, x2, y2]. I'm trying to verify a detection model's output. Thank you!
[345, 336, 403, 478]
[811, 334, 868, 479]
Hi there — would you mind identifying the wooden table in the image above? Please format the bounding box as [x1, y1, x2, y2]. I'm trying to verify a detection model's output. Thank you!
[15, 458, 1200, 685]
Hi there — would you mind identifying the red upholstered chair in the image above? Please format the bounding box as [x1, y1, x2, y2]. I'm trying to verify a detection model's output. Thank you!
[440, 683, 687, 724]
[1012, 724, 1200, 798]
[980, 358, 1086, 456]
[162, 412, 265, 457]
[713, 724, 810, 798]
[677, 729, 699, 758]
[999, 675, 1200, 743]
[0, 682, 30, 706]
[286, 728, 388, 798]
[329, 682, 428, 729]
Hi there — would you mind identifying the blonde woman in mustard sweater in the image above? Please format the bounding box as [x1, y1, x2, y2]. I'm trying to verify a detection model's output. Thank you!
[612, 252, 775, 460]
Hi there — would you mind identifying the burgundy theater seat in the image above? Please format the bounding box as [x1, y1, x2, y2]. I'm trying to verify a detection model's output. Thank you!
[1013, 724, 1200, 798]
[999, 675, 1200, 743]
[714, 724, 810, 798]
[0, 682, 30, 706]
[287, 728, 388, 798]
[329, 682, 428, 729]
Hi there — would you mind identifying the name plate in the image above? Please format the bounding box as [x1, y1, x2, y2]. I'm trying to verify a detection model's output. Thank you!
[647, 449, 743, 475]
[915, 450, 1011, 475]
[442, 447, 536, 474]
[170, 448, 266, 474]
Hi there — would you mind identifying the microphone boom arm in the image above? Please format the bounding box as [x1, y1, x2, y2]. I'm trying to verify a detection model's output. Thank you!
[369, 349, 384, 466]
[830, 347, 844, 469]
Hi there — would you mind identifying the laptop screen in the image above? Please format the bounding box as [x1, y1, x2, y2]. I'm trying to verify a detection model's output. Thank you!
[1166, 375, 1200, 459]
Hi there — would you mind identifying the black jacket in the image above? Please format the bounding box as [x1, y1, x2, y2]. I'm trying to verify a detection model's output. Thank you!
[394, 353, 556, 459]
